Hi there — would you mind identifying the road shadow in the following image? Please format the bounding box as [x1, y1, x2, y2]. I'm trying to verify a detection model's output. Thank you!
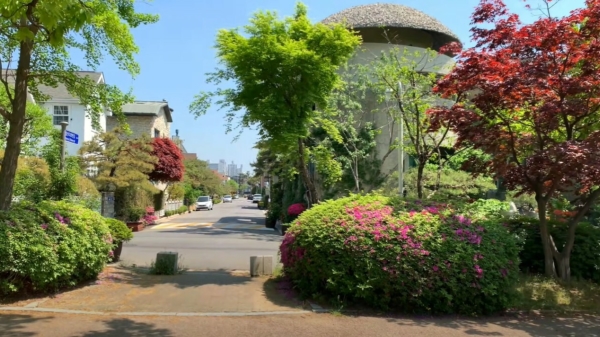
[216, 216, 264, 224]
[0, 313, 52, 337]
[262, 276, 306, 311]
[159, 227, 282, 242]
[240, 205, 261, 210]
[95, 267, 254, 290]
[376, 312, 600, 336]
[77, 318, 174, 337]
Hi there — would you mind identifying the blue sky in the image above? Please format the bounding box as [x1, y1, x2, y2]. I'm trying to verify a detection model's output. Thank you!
[92, 0, 584, 172]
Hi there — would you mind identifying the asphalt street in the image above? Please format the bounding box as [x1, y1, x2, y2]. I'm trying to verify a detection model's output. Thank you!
[120, 199, 283, 270]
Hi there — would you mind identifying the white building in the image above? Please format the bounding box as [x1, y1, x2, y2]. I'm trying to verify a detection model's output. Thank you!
[321, 3, 460, 178]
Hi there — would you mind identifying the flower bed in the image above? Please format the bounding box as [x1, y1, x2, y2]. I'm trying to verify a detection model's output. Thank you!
[280, 194, 521, 315]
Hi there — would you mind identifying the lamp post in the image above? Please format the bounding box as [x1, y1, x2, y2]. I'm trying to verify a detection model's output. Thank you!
[59, 121, 69, 172]
[386, 82, 405, 197]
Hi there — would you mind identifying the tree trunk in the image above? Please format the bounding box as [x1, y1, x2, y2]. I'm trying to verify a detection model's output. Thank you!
[0, 40, 33, 210]
[435, 147, 442, 192]
[297, 138, 319, 206]
[555, 253, 571, 282]
[353, 160, 360, 193]
[416, 161, 425, 199]
[536, 200, 557, 278]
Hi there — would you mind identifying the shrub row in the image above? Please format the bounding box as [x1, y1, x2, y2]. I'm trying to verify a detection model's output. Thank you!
[281, 194, 521, 315]
[213, 198, 222, 205]
[165, 205, 188, 217]
[0, 201, 117, 296]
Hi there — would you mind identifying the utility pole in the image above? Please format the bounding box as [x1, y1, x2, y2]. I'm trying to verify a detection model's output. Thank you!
[396, 82, 405, 197]
[60, 121, 69, 172]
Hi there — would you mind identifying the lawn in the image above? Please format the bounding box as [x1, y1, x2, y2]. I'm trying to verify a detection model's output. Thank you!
[513, 274, 600, 313]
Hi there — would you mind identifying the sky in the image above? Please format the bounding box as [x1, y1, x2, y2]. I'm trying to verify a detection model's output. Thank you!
[90, 0, 585, 172]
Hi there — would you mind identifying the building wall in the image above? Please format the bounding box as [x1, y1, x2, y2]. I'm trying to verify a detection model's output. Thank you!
[39, 101, 89, 156]
[106, 110, 170, 139]
[342, 42, 455, 180]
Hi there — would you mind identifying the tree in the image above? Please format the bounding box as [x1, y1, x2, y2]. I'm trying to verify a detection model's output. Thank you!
[149, 138, 185, 184]
[226, 179, 239, 194]
[0, 0, 158, 210]
[41, 129, 80, 199]
[182, 159, 223, 195]
[369, 47, 457, 199]
[429, 0, 600, 280]
[190, 2, 361, 206]
[79, 130, 157, 191]
[0, 90, 52, 156]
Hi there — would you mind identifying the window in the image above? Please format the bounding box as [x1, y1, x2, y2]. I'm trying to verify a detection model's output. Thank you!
[53, 106, 69, 125]
[154, 128, 160, 138]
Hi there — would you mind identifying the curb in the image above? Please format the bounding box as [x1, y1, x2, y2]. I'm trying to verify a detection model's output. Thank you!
[0, 307, 312, 317]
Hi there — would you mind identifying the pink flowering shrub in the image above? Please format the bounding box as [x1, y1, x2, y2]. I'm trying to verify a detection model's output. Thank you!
[0, 200, 112, 296]
[280, 193, 521, 315]
[287, 203, 306, 217]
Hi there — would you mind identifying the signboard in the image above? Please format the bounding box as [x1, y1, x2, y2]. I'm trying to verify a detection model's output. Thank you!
[65, 130, 79, 144]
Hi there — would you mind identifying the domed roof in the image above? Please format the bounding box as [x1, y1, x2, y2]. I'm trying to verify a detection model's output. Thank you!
[321, 3, 459, 42]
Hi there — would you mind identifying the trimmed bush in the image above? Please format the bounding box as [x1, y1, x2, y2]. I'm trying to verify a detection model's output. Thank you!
[213, 198, 222, 205]
[506, 217, 600, 283]
[280, 194, 521, 315]
[164, 205, 188, 217]
[0, 201, 112, 296]
[106, 218, 133, 244]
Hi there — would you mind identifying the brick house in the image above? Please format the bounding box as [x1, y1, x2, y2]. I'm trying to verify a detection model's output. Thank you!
[106, 101, 173, 139]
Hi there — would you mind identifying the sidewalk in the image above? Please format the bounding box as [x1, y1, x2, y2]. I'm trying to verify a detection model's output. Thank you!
[1, 266, 304, 314]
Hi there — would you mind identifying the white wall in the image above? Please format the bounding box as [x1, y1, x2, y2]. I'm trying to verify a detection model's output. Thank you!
[38, 100, 107, 156]
[342, 43, 456, 180]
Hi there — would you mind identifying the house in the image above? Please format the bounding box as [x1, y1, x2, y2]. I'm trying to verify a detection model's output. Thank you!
[322, 4, 460, 179]
[5, 70, 109, 156]
[106, 101, 173, 139]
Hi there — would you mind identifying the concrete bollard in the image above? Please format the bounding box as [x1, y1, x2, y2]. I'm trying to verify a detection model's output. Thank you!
[155, 251, 179, 275]
[250, 255, 273, 277]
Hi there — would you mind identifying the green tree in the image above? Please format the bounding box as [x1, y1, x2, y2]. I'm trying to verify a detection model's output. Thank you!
[0, 90, 52, 156]
[182, 159, 224, 195]
[369, 47, 457, 199]
[41, 129, 80, 200]
[79, 130, 157, 191]
[226, 179, 239, 194]
[190, 2, 361, 206]
[0, 0, 158, 210]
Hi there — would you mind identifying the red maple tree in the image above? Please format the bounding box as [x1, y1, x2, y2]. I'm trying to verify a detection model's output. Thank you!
[149, 138, 185, 183]
[429, 0, 600, 280]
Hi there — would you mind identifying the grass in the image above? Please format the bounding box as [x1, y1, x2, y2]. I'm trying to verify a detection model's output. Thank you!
[513, 274, 600, 313]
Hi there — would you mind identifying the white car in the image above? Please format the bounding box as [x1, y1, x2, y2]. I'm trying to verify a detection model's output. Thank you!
[223, 195, 233, 203]
[252, 194, 262, 203]
[196, 196, 213, 211]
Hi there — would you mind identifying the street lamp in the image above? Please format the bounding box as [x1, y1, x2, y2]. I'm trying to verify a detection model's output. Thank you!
[386, 82, 405, 197]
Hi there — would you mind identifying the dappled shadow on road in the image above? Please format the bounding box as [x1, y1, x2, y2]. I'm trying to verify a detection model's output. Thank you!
[0, 313, 52, 337]
[216, 216, 263, 224]
[96, 267, 254, 290]
[262, 277, 306, 311]
[159, 227, 283, 242]
[77, 318, 173, 337]
[240, 205, 261, 210]
[366, 312, 600, 336]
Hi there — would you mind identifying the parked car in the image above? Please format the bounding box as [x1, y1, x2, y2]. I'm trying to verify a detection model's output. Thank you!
[248, 194, 254, 200]
[233, 194, 239, 199]
[252, 194, 262, 204]
[223, 195, 233, 203]
[196, 196, 213, 211]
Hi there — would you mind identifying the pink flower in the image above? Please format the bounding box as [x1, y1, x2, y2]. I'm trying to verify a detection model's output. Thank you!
[432, 265, 439, 272]
[40, 223, 48, 230]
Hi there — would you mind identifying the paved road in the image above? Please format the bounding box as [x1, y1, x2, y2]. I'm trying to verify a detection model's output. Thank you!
[121, 199, 282, 270]
[2, 311, 599, 337]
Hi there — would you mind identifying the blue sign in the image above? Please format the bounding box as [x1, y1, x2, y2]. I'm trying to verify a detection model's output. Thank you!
[65, 130, 79, 144]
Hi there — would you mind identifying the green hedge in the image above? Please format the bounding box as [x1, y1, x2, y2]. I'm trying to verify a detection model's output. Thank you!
[281, 194, 521, 315]
[213, 198, 222, 205]
[506, 217, 600, 283]
[0, 201, 112, 296]
[165, 205, 188, 217]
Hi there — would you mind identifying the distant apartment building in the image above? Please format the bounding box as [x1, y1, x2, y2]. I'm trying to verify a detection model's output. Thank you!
[218, 159, 226, 174]
[208, 163, 219, 171]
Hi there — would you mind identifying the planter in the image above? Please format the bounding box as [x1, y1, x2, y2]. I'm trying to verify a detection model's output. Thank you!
[281, 224, 290, 235]
[126, 221, 144, 232]
[265, 217, 277, 229]
[111, 241, 124, 262]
